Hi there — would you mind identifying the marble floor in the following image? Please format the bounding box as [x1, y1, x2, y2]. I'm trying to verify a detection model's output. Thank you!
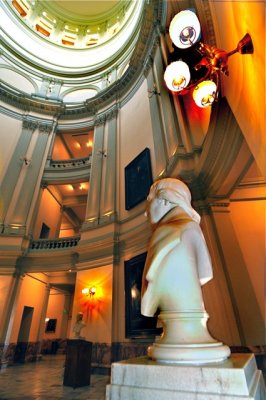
[0, 354, 265, 399]
[0, 355, 110, 400]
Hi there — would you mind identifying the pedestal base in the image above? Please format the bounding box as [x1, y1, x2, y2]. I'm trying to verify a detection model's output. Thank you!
[149, 311, 231, 363]
[106, 354, 266, 399]
[148, 341, 230, 364]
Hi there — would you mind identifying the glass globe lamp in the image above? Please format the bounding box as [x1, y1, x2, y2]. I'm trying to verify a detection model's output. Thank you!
[164, 61, 191, 92]
[192, 80, 217, 107]
[169, 10, 201, 49]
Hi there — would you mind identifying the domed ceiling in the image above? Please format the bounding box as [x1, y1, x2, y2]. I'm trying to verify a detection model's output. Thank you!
[1, 0, 144, 75]
[10, 0, 133, 49]
[46, 0, 120, 17]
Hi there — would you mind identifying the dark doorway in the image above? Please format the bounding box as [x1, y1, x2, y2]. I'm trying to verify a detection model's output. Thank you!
[14, 306, 34, 363]
[39, 223, 50, 239]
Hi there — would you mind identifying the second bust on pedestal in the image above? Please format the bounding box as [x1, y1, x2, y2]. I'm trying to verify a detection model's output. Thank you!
[73, 312, 86, 339]
[141, 178, 230, 363]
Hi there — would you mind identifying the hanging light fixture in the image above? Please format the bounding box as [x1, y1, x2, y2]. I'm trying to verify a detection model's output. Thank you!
[164, 9, 254, 107]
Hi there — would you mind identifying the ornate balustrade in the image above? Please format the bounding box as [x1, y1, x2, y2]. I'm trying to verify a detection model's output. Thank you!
[49, 156, 91, 169]
[43, 156, 91, 183]
[30, 236, 80, 250]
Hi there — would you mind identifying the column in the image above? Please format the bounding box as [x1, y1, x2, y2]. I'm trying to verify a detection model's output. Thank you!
[60, 293, 72, 339]
[158, 30, 193, 153]
[100, 108, 118, 224]
[196, 202, 241, 345]
[83, 119, 105, 227]
[26, 3, 42, 25]
[27, 182, 47, 238]
[36, 283, 50, 357]
[210, 200, 265, 345]
[145, 62, 167, 177]
[0, 118, 36, 231]
[111, 259, 121, 362]
[4, 122, 53, 235]
[0, 270, 25, 346]
[45, 120, 57, 165]
[153, 42, 183, 158]
[55, 205, 65, 237]
[49, 21, 65, 42]
[172, 94, 193, 153]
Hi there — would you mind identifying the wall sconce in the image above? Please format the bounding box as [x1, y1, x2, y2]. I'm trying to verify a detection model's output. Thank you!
[47, 80, 55, 94]
[82, 287, 96, 297]
[20, 156, 31, 166]
[97, 150, 107, 158]
[147, 83, 161, 98]
[164, 9, 254, 107]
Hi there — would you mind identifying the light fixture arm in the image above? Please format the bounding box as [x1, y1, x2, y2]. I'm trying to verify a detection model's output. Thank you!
[164, 8, 254, 108]
[196, 33, 254, 78]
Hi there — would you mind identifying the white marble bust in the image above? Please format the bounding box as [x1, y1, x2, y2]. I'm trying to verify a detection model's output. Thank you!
[73, 312, 86, 339]
[141, 178, 230, 363]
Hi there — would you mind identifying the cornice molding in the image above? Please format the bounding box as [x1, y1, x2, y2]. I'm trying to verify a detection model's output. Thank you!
[0, 83, 65, 116]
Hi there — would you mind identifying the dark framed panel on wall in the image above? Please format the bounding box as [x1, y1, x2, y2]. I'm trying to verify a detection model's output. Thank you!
[124, 252, 162, 338]
[125, 148, 153, 210]
[45, 318, 57, 333]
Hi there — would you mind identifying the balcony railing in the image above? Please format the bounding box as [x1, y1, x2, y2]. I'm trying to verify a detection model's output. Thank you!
[49, 156, 91, 169]
[30, 236, 80, 250]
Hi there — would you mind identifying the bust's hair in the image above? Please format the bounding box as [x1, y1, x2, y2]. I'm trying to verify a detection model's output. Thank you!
[150, 178, 200, 223]
[152, 178, 191, 203]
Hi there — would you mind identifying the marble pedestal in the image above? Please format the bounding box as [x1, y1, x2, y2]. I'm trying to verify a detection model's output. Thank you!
[106, 354, 266, 399]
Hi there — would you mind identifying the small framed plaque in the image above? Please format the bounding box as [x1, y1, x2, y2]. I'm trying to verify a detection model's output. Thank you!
[125, 148, 153, 210]
[45, 318, 57, 333]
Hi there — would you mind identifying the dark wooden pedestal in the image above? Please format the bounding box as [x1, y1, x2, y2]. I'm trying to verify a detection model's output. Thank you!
[63, 339, 92, 388]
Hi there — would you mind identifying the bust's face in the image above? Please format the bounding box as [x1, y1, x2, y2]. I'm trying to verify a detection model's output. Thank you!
[146, 191, 175, 225]
[146, 196, 165, 224]
[77, 314, 83, 321]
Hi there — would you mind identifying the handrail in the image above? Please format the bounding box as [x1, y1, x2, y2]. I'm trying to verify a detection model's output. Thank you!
[49, 156, 91, 169]
[30, 236, 80, 250]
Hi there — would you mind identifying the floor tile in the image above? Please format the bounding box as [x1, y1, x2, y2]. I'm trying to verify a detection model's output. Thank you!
[0, 355, 109, 400]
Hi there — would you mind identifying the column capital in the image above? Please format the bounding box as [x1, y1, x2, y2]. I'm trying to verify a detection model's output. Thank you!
[22, 118, 38, 132]
[94, 106, 119, 126]
[106, 105, 119, 121]
[13, 269, 25, 280]
[38, 122, 54, 134]
[94, 114, 106, 126]
[41, 181, 48, 190]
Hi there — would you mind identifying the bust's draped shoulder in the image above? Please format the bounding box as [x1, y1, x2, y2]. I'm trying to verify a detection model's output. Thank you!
[142, 215, 212, 293]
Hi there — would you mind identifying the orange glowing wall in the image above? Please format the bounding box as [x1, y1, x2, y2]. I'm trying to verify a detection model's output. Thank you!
[71, 265, 113, 343]
[43, 288, 67, 340]
[52, 136, 70, 160]
[0, 275, 13, 328]
[9, 273, 48, 343]
[32, 188, 61, 239]
[230, 194, 265, 320]
[209, 1, 265, 176]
